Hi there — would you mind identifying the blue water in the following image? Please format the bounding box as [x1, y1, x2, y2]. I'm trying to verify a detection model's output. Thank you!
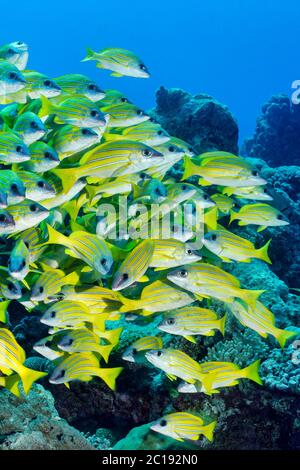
[1, 0, 298, 141]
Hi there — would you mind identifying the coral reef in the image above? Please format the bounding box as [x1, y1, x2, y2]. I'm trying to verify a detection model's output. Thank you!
[0, 384, 95, 450]
[243, 94, 300, 166]
[150, 86, 239, 154]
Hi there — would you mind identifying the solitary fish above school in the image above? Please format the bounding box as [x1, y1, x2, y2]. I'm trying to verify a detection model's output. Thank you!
[230, 203, 289, 231]
[150, 412, 216, 442]
[82, 47, 150, 78]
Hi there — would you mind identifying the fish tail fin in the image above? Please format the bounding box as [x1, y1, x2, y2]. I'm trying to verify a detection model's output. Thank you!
[204, 206, 218, 230]
[0, 300, 10, 323]
[275, 329, 297, 349]
[242, 359, 262, 385]
[229, 209, 237, 224]
[82, 47, 95, 62]
[51, 168, 81, 193]
[202, 420, 217, 442]
[240, 289, 265, 309]
[4, 375, 21, 397]
[218, 314, 226, 336]
[256, 239, 272, 264]
[97, 366, 123, 391]
[63, 271, 80, 286]
[44, 224, 69, 247]
[97, 343, 115, 363]
[39, 95, 55, 118]
[101, 327, 123, 345]
[181, 156, 199, 180]
[19, 366, 47, 395]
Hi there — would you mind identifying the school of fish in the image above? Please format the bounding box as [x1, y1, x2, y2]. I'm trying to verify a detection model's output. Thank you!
[0, 42, 296, 445]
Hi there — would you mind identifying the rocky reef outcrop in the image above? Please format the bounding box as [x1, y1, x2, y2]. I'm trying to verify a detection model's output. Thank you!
[0, 385, 94, 450]
[150, 86, 239, 154]
[243, 94, 300, 166]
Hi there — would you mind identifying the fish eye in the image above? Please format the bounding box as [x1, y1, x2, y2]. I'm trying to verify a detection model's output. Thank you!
[16, 145, 24, 154]
[157, 130, 163, 135]
[211, 234, 217, 241]
[9, 72, 18, 80]
[160, 419, 167, 427]
[136, 109, 144, 116]
[186, 248, 193, 255]
[56, 369, 65, 379]
[142, 149, 152, 157]
[39, 286, 44, 293]
[81, 128, 93, 136]
[203, 194, 208, 200]
[277, 214, 284, 220]
[132, 348, 137, 355]
[7, 281, 15, 291]
[44, 79, 52, 87]
[263, 188, 268, 193]
[45, 341, 52, 347]
[167, 317, 175, 325]
[65, 338, 74, 346]
[10, 183, 18, 194]
[30, 121, 39, 129]
[121, 97, 128, 103]
[24, 241, 29, 248]
[87, 83, 97, 91]
[90, 109, 99, 118]
[122, 273, 129, 281]
[0, 213, 6, 222]
[140, 172, 147, 179]
[179, 270, 188, 278]
[17, 41, 23, 46]
[168, 146, 175, 152]
[188, 147, 194, 152]
[100, 258, 107, 266]
[44, 151, 52, 159]
[50, 310, 56, 318]
[21, 260, 26, 268]
[30, 203, 39, 212]
[156, 350, 163, 357]
[252, 170, 259, 176]
[37, 180, 46, 188]
[139, 64, 147, 71]
[181, 185, 188, 191]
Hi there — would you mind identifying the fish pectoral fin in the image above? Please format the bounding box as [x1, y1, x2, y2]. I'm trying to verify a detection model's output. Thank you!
[166, 373, 177, 381]
[194, 294, 203, 301]
[110, 72, 123, 77]
[183, 335, 197, 343]
[139, 275, 149, 282]
[221, 256, 233, 263]
[64, 382, 70, 389]
[198, 178, 211, 186]
[257, 226, 267, 232]
[154, 267, 168, 271]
